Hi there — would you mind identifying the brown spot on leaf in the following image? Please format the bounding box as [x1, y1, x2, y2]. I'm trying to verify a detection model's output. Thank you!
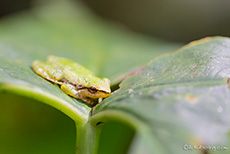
[138, 72, 142, 77]
[192, 73, 199, 76]
[227, 78, 230, 84]
[227, 78, 230, 89]
[190, 64, 199, 71]
[124, 67, 145, 79]
[185, 94, 198, 103]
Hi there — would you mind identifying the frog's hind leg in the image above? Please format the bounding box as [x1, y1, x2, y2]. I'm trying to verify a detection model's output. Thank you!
[37, 69, 62, 85]
[32, 60, 63, 84]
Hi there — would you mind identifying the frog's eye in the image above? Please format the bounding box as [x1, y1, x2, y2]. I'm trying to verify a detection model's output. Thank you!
[88, 87, 98, 93]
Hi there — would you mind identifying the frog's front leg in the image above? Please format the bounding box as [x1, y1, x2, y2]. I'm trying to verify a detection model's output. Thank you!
[61, 83, 79, 97]
[76, 89, 99, 106]
[61, 83, 96, 106]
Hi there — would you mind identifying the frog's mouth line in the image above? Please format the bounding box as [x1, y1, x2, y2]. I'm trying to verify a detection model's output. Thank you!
[60, 78, 110, 94]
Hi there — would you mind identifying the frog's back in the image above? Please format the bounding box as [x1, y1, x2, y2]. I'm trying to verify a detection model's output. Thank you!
[47, 55, 98, 87]
[47, 56, 92, 75]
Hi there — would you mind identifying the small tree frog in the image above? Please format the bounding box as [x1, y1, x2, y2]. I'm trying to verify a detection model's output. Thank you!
[32, 55, 111, 106]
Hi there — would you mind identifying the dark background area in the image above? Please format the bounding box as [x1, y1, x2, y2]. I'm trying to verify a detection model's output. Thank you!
[0, 0, 230, 43]
[0, 0, 31, 18]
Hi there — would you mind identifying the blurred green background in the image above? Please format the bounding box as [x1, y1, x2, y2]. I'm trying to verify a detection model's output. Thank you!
[0, 0, 229, 153]
[0, 0, 230, 42]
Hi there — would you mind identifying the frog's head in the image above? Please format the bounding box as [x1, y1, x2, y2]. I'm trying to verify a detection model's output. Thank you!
[82, 78, 111, 99]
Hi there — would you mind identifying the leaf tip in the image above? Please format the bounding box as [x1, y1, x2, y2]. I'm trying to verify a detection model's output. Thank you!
[188, 37, 212, 46]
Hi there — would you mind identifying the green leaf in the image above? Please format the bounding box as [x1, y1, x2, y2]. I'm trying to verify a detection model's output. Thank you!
[0, 0, 179, 120]
[3, 1, 229, 154]
[0, 0, 180, 153]
[92, 37, 230, 154]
